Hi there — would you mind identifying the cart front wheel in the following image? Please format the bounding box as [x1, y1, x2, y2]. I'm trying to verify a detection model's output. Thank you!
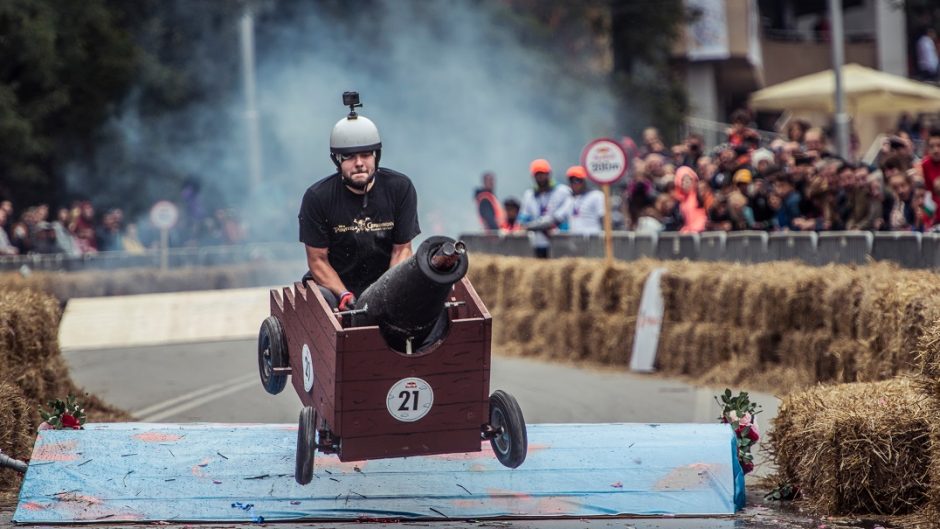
[258, 316, 288, 395]
[489, 390, 527, 468]
[295, 406, 316, 485]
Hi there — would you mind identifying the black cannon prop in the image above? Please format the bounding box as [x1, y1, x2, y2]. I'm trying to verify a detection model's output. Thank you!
[257, 236, 528, 485]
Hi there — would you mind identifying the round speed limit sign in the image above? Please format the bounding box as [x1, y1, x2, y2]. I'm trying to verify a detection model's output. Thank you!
[386, 377, 433, 422]
[581, 138, 628, 185]
[149, 200, 179, 230]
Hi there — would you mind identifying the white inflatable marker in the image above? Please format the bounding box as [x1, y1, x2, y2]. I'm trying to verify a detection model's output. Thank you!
[630, 267, 667, 373]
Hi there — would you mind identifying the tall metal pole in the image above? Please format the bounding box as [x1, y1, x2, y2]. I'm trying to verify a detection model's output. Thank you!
[829, 0, 850, 160]
[241, 4, 263, 188]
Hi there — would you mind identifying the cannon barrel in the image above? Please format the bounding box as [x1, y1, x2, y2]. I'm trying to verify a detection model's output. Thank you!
[0, 451, 27, 473]
[353, 236, 468, 352]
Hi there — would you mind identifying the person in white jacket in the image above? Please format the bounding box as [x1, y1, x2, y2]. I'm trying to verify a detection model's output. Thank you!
[519, 158, 572, 258]
[917, 28, 939, 81]
[565, 165, 605, 235]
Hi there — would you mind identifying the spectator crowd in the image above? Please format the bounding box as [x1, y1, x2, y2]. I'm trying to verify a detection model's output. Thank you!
[0, 197, 248, 258]
[475, 110, 940, 258]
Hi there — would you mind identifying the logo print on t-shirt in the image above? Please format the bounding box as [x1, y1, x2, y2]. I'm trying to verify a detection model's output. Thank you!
[334, 216, 395, 234]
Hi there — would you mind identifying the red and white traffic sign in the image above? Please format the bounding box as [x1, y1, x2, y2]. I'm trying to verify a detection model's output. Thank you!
[581, 138, 628, 185]
[149, 200, 179, 230]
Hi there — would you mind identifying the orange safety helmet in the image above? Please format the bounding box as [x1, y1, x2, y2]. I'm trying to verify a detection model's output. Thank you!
[529, 158, 552, 175]
[566, 165, 587, 179]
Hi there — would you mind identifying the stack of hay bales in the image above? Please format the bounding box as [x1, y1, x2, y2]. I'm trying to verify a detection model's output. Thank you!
[0, 290, 71, 405]
[470, 257, 656, 362]
[470, 255, 940, 395]
[0, 289, 129, 498]
[914, 313, 940, 517]
[767, 378, 932, 515]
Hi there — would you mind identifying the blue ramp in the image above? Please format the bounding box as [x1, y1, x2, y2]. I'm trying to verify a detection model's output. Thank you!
[15, 423, 743, 523]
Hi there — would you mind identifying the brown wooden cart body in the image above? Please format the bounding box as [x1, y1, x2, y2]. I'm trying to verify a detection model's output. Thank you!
[270, 278, 491, 462]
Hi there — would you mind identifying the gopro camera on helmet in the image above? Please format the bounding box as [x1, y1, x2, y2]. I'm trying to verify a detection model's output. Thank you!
[343, 91, 362, 116]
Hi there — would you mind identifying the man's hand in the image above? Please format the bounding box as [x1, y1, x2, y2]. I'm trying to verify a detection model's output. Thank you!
[339, 291, 357, 311]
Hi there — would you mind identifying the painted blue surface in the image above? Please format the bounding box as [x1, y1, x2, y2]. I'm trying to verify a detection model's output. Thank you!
[15, 423, 742, 523]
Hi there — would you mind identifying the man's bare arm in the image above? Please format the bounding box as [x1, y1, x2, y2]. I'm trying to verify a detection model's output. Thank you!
[305, 245, 347, 296]
[389, 241, 413, 268]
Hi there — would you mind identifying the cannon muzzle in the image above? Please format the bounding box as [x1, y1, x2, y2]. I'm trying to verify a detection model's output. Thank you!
[354, 236, 469, 352]
[429, 240, 466, 271]
[0, 451, 27, 473]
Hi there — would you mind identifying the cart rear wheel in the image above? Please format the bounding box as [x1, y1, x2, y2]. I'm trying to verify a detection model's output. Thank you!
[295, 406, 316, 485]
[258, 316, 288, 395]
[489, 390, 527, 468]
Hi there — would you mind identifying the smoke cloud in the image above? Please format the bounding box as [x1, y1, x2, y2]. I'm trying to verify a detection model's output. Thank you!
[67, 1, 620, 243]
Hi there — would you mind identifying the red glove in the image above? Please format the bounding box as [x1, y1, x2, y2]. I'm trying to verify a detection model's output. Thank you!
[338, 291, 356, 310]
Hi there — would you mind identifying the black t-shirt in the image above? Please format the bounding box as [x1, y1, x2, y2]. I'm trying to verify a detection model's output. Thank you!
[298, 167, 421, 296]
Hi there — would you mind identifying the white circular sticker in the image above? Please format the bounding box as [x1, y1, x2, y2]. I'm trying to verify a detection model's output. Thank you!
[581, 138, 628, 185]
[386, 377, 433, 422]
[149, 200, 179, 230]
[302, 344, 314, 393]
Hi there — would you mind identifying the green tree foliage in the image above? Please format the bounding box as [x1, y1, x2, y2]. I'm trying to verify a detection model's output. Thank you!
[499, 0, 689, 142]
[609, 0, 689, 142]
[0, 0, 136, 205]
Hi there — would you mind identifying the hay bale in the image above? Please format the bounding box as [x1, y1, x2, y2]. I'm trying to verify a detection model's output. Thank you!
[820, 269, 863, 338]
[0, 382, 32, 494]
[467, 256, 499, 308]
[788, 271, 830, 332]
[768, 377, 931, 515]
[777, 330, 832, 373]
[585, 313, 635, 365]
[655, 321, 695, 374]
[817, 339, 866, 383]
[917, 318, 940, 384]
[714, 269, 747, 326]
[0, 290, 62, 384]
[547, 259, 578, 313]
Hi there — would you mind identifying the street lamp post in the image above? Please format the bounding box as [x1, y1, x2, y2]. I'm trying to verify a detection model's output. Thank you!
[240, 3, 264, 188]
[829, 0, 851, 160]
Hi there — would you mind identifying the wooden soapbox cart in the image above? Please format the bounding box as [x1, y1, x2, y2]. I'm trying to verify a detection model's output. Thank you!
[257, 277, 527, 485]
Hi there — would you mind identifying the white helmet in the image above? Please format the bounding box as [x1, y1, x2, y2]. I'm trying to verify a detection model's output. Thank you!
[329, 91, 382, 168]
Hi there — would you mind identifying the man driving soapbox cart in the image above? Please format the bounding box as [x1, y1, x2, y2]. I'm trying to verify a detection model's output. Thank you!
[256, 236, 528, 485]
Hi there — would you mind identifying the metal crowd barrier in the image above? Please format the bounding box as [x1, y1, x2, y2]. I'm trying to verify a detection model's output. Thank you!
[725, 232, 768, 263]
[871, 232, 921, 269]
[767, 232, 817, 264]
[815, 232, 873, 265]
[459, 231, 940, 270]
[698, 232, 725, 261]
[14, 234, 940, 273]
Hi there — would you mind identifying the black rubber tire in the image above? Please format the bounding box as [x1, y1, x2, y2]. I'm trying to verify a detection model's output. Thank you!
[489, 390, 528, 468]
[295, 406, 316, 485]
[258, 316, 288, 395]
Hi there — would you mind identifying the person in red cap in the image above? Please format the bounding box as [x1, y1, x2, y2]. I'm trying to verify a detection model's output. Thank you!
[519, 158, 572, 258]
[565, 165, 605, 235]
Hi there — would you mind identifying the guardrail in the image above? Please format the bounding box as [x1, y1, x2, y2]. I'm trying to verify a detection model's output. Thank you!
[0, 242, 303, 272]
[10, 233, 938, 273]
[459, 231, 940, 270]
